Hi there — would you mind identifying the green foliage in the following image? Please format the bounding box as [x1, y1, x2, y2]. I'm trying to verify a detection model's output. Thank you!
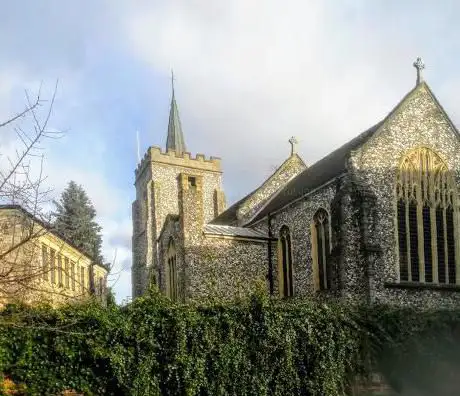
[362, 305, 460, 395]
[1, 296, 460, 395]
[53, 181, 104, 264]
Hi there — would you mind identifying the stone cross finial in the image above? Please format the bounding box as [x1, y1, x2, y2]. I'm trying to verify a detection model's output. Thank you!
[289, 136, 298, 156]
[413, 57, 425, 85]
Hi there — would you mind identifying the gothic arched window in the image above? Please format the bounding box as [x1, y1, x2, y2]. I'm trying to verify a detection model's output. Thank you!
[166, 238, 178, 300]
[312, 208, 331, 291]
[278, 226, 294, 297]
[396, 147, 458, 284]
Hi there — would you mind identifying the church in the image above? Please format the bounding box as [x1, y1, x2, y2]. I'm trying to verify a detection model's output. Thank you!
[132, 58, 460, 308]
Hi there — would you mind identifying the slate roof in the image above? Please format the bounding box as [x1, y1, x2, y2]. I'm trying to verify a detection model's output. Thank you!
[203, 224, 270, 239]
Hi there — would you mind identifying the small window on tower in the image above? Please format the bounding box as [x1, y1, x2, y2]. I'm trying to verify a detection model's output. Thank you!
[188, 176, 197, 188]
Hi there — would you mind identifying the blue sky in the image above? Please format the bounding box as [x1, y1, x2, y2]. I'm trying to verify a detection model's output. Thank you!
[1, 0, 460, 302]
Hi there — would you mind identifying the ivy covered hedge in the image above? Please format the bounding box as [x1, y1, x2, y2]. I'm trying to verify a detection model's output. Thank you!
[1, 290, 460, 395]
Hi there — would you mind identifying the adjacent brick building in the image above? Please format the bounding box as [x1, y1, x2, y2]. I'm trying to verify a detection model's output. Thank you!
[0, 205, 108, 307]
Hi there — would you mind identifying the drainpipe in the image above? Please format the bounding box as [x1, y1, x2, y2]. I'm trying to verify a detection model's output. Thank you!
[267, 213, 274, 295]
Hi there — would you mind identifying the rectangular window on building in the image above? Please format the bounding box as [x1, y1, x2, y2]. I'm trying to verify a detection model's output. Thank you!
[57, 255, 63, 286]
[71, 261, 76, 291]
[50, 249, 56, 284]
[41, 244, 48, 281]
[81, 266, 85, 294]
[76, 263, 80, 290]
[188, 176, 197, 189]
[98, 276, 104, 297]
[64, 257, 70, 289]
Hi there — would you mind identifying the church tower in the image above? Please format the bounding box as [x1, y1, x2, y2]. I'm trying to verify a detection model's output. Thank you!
[131, 75, 226, 298]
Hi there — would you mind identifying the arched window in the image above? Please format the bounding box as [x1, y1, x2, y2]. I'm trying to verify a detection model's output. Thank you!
[396, 147, 458, 284]
[311, 208, 331, 291]
[278, 226, 294, 297]
[166, 238, 178, 300]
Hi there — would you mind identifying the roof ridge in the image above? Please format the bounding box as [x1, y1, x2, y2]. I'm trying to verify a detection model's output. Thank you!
[0, 204, 107, 268]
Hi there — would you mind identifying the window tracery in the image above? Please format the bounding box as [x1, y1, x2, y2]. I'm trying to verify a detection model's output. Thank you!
[396, 147, 458, 284]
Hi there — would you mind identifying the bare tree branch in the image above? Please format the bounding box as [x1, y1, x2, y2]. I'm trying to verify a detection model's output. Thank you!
[0, 85, 42, 128]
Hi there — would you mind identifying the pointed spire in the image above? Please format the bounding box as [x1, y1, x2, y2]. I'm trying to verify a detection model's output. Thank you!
[166, 70, 187, 154]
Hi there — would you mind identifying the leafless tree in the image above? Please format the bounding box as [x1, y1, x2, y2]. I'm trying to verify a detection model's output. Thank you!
[0, 82, 78, 304]
[0, 82, 62, 212]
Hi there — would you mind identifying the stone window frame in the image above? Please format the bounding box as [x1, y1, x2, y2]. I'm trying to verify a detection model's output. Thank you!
[311, 208, 332, 291]
[80, 266, 86, 294]
[41, 243, 85, 292]
[41, 244, 48, 281]
[394, 146, 460, 285]
[277, 225, 294, 297]
[64, 257, 70, 289]
[165, 238, 178, 301]
[71, 261, 76, 291]
[50, 248, 56, 284]
[98, 275, 105, 297]
[57, 255, 63, 287]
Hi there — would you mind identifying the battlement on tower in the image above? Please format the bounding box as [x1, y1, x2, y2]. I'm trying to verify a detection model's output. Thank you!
[135, 146, 222, 180]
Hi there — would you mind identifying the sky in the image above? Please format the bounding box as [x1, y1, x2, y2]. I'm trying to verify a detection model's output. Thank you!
[1, 0, 460, 302]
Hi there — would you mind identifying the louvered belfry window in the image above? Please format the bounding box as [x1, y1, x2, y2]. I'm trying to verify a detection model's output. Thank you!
[396, 147, 458, 284]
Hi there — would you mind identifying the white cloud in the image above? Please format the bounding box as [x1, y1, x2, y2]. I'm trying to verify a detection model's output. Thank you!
[121, 0, 451, 202]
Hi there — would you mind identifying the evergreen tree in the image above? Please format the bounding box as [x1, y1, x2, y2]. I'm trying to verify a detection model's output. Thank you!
[53, 181, 104, 264]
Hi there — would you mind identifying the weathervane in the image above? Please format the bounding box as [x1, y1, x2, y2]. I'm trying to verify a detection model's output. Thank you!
[413, 57, 425, 85]
[289, 136, 298, 156]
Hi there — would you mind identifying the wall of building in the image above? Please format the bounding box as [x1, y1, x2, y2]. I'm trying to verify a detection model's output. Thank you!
[157, 216, 186, 300]
[186, 236, 269, 303]
[350, 84, 460, 308]
[154, 170, 270, 303]
[132, 147, 224, 298]
[0, 208, 107, 307]
[249, 84, 460, 309]
[131, 162, 153, 298]
[258, 182, 338, 298]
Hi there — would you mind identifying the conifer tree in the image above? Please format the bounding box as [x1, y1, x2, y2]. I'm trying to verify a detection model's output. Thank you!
[53, 181, 104, 264]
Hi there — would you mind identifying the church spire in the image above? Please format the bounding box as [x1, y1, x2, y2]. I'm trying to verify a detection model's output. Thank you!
[166, 70, 187, 154]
